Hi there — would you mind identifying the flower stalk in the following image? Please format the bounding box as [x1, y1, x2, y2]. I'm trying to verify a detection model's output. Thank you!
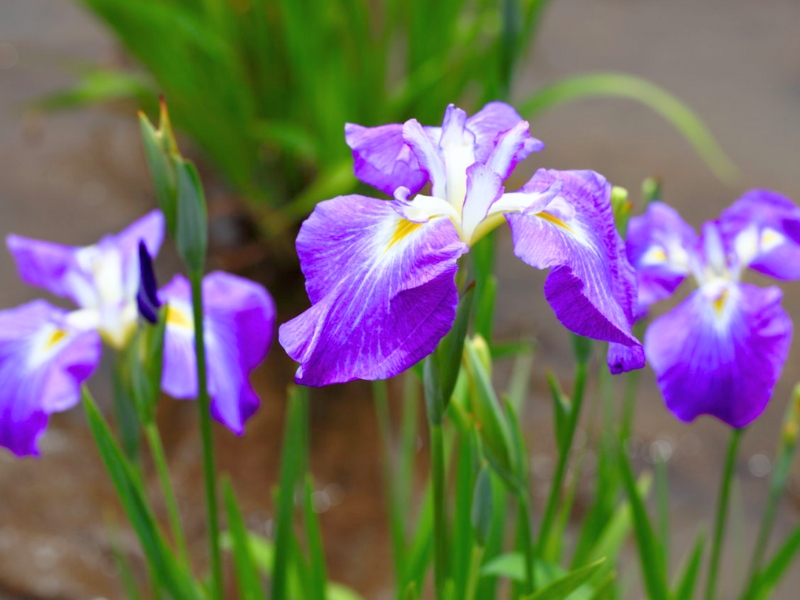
[189, 271, 223, 600]
[705, 427, 744, 600]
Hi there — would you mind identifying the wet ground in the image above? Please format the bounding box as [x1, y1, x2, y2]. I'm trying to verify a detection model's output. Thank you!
[1, 0, 800, 598]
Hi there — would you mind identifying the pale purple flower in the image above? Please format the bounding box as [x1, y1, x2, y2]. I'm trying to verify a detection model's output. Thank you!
[0, 213, 276, 454]
[159, 272, 276, 435]
[628, 193, 797, 428]
[7, 211, 165, 348]
[280, 103, 644, 386]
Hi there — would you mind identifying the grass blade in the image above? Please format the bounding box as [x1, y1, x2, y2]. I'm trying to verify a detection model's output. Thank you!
[519, 71, 737, 183]
[223, 479, 268, 600]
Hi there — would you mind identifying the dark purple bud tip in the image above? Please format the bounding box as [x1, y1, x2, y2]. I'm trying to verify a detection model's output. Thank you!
[137, 240, 160, 324]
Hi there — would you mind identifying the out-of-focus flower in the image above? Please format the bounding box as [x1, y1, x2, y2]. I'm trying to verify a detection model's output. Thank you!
[159, 272, 276, 435]
[7, 211, 164, 348]
[628, 192, 800, 428]
[0, 211, 275, 453]
[280, 102, 644, 386]
[0, 301, 100, 456]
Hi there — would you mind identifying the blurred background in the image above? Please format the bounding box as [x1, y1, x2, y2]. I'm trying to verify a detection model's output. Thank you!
[1, 0, 800, 598]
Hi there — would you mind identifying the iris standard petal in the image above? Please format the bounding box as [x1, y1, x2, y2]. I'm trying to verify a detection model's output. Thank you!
[403, 119, 448, 200]
[344, 123, 428, 196]
[720, 189, 800, 279]
[506, 169, 642, 352]
[279, 194, 468, 386]
[626, 201, 698, 315]
[0, 301, 101, 456]
[645, 284, 792, 428]
[159, 272, 275, 435]
[466, 101, 545, 163]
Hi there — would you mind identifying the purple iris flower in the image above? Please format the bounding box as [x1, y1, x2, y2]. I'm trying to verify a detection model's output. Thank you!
[7, 211, 165, 349]
[280, 102, 644, 386]
[159, 272, 276, 435]
[628, 192, 800, 428]
[1, 213, 276, 455]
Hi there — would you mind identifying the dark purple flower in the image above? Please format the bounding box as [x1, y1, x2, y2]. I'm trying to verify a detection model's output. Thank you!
[159, 272, 276, 435]
[280, 103, 644, 386]
[137, 240, 161, 324]
[628, 194, 798, 428]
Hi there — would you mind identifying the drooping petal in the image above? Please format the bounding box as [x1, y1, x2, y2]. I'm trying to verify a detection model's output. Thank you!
[279, 194, 468, 386]
[466, 101, 545, 163]
[0, 301, 101, 457]
[626, 201, 698, 316]
[719, 189, 800, 279]
[505, 169, 643, 355]
[159, 272, 275, 435]
[344, 123, 428, 196]
[645, 283, 792, 428]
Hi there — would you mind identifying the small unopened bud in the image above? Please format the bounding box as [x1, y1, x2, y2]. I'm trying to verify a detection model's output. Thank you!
[611, 186, 632, 235]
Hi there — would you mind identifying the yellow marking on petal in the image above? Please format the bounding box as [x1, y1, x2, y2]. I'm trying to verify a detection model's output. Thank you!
[387, 219, 423, 251]
[535, 211, 573, 233]
[167, 306, 193, 329]
[712, 289, 729, 316]
[649, 248, 668, 262]
[44, 329, 67, 350]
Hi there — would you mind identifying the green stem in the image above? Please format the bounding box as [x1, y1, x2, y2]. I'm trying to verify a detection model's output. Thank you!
[464, 544, 485, 600]
[189, 272, 223, 600]
[429, 418, 448, 600]
[517, 492, 537, 595]
[373, 380, 406, 585]
[144, 422, 189, 566]
[538, 358, 589, 552]
[705, 427, 744, 600]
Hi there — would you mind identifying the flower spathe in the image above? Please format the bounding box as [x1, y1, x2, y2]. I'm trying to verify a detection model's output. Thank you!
[280, 102, 645, 386]
[628, 194, 796, 428]
[159, 272, 276, 435]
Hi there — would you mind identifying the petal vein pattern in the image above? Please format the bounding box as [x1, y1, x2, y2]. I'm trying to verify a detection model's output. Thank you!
[279, 195, 468, 386]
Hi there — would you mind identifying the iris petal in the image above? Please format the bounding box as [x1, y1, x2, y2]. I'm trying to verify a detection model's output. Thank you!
[0, 301, 101, 456]
[506, 169, 643, 356]
[279, 194, 468, 386]
[645, 284, 792, 428]
[720, 189, 800, 280]
[160, 272, 275, 434]
[626, 201, 698, 316]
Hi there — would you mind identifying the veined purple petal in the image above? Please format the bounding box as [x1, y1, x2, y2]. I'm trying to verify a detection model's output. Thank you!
[507, 169, 643, 357]
[0, 301, 101, 457]
[645, 283, 792, 428]
[344, 123, 428, 196]
[720, 189, 800, 280]
[466, 101, 545, 163]
[626, 201, 698, 316]
[159, 272, 275, 435]
[279, 194, 468, 386]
